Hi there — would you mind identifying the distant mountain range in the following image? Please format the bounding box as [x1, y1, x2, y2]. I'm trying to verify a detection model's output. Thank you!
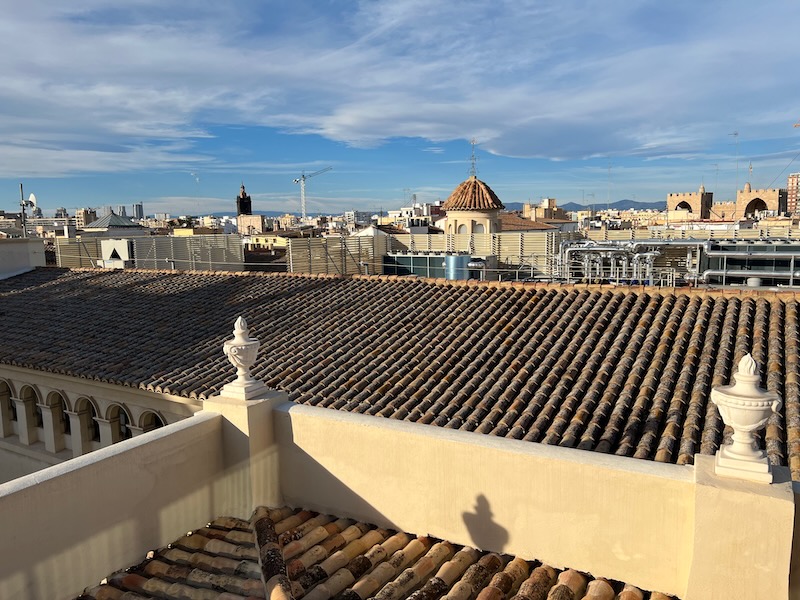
[505, 199, 665, 212]
[208, 198, 665, 219]
[210, 211, 287, 218]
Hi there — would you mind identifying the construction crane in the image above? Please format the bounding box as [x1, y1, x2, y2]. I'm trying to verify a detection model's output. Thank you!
[293, 166, 332, 221]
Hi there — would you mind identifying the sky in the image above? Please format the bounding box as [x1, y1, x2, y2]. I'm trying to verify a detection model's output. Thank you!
[2, 0, 800, 217]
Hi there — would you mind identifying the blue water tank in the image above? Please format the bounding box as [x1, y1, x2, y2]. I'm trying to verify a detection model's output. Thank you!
[445, 254, 472, 280]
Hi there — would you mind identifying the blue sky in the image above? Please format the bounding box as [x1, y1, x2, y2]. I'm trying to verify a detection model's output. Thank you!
[2, 0, 800, 217]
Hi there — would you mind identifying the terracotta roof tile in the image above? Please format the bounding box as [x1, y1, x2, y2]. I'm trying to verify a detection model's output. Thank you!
[442, 176, 505, 211]
[78, 507, 678, 600]
[3, 268, 800, 478]
[498, 213, 556, 232]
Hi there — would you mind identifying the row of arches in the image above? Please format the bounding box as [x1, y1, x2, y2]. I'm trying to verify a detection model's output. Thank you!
[446, 221, 499, 235]
[675, 198, 769, 217]
[0, 379, 166, 458]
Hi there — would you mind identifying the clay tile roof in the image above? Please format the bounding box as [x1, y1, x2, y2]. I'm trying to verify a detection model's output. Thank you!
[442, 176, 505, 211]
[498, 213, 556, 231]
[376, 224, 407, 235]
[78, 506, 678, 600]
[3, 268, 800, 480]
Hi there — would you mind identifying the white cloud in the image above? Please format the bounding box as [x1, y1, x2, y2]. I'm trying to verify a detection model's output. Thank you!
[1, 0, 800, 179]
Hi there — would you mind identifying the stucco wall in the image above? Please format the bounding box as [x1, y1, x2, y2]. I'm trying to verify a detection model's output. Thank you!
[0, 439, 58, 483]
[275, 403, 697, 597]
[0, 239, 46, 279]
[276, 403, 797, 600]
[0, 412, 228, 600]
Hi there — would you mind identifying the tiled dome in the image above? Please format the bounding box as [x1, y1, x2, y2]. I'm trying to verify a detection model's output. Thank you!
[442, 175, 505, 211]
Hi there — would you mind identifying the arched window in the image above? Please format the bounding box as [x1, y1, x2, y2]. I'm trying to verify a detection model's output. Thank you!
[745, 198, 768, 216]
[141, 411, 166, 433]
[0, 381, 14, 422]
[457, 224, 468, 234]
[473, 223, 485, 234]
[109, 405, 133, 440]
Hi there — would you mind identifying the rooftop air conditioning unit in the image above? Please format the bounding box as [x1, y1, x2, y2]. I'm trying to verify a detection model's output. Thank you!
[99, 239, 135, 269]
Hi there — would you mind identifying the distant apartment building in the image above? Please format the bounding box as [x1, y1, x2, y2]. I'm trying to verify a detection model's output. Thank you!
[523, 198, 569, 222]
[788, 173, 800, 215]
[237, 214, 269, 235]
[0, 211, 21, 233]
[386, 201, 442, 230]
[277, 214, 298, 230]
[132, 202, 144, 220]
[54, 207, 69, 219]
[74, 208, 98, 229]
[344, 210, 373, 226]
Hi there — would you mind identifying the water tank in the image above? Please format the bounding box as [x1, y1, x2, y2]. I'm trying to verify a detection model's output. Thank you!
[445, 254, 472, 280]
[746, 277, 762, 287]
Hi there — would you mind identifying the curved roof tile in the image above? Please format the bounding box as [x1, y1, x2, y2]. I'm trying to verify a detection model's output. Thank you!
[2, 268, 800, 480]
[442, 175, 505, 211]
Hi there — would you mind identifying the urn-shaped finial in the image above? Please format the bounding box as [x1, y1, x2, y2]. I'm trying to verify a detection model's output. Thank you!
[221, 316, 267, 400]
[711, 353, 782, 483]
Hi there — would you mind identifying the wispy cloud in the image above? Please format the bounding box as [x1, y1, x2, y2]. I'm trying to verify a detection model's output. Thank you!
[2, 0, 800, 199]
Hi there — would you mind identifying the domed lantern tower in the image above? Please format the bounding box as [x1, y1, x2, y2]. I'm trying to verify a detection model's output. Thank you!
[442, 175, 505, 235]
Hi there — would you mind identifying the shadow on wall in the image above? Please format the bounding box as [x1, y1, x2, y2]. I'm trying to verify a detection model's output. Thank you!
[277, 415, 395, 530]
[462, 494, 509, 553]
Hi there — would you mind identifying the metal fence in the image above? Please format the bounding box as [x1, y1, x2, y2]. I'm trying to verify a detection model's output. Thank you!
[286, 232, 581, 278]
[587, 227, 800, 242]
[287, 235, 388, 275]
[55, 235, 245, 271]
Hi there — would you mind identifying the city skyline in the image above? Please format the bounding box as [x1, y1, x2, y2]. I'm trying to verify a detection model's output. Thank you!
[2, 1, 800, 216]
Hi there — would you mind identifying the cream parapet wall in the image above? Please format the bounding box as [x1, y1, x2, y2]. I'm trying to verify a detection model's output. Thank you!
[274, 401, 796, 600]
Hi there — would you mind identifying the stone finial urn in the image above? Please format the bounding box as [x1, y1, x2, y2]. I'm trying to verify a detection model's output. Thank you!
[711, 353, 782, 483]
[221, 316, 267, 401]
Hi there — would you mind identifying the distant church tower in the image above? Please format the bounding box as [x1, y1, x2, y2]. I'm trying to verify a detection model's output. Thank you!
[441, 139, 504, 235]
[236, 183, 252, 216]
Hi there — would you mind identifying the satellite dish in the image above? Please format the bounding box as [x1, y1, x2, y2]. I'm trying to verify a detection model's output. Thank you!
[28, 193, 37, 206]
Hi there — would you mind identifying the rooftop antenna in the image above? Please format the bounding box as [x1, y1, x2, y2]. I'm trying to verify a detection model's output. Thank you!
[712, 163, 719, 193]
[293, 166, 332, 222]
[469, 138, 478, 177]
[730, 131, 740, 196]
[190, 171, 200, 217]
[19, 183, 27, 238]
